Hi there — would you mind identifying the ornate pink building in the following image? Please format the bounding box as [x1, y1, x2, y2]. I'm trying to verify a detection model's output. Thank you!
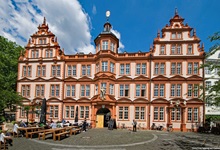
[16, 10, 205, 131]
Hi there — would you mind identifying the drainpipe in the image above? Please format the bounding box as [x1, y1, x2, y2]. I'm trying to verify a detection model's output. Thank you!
[148, 54, 152, 130]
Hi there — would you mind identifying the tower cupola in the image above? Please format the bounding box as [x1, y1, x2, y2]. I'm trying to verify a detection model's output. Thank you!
[94, 11, 119, 54]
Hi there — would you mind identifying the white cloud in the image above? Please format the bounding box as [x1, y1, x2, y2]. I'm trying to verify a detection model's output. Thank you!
[111, 28, 125, 53]
[0, 0, 95, 54]
[92, 5, 97, 15]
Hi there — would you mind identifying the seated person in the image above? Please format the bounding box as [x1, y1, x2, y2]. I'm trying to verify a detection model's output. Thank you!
[62, 119, 66, 124]
[50, 121, 57, 129]
[20, 120, 27, 127]
[0, 132, 13, 146]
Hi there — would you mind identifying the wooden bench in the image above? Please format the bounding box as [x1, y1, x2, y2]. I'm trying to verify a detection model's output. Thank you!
[70, 128, 81, 135]
[38, 130, 54, 140]
[54, 131, 70, 141]
[28, 129, 51, 139]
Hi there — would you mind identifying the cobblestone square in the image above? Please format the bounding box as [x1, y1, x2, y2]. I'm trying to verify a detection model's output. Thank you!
[6, 128, 220, 150]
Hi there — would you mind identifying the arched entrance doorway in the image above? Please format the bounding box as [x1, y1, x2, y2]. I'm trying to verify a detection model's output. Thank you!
[96, 108, 111, 128]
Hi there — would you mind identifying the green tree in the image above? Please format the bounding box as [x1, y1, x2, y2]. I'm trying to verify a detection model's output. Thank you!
[203, 31, 220, 106]
[0, 36, 24, 122]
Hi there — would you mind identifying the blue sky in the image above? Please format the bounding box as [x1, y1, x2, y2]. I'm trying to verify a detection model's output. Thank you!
[0, 0, 219, 54]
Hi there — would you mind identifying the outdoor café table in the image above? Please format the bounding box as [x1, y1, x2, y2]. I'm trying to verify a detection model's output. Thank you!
[18, 127, 43, 138]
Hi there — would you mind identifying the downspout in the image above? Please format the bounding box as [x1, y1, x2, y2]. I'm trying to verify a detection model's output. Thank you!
[61, 54, 65, 121]
[148, 53, 152, 130]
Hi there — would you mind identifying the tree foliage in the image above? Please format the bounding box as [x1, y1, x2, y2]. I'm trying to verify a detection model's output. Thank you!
[203, 31, 220, 105]
[0, 36, 24, 121]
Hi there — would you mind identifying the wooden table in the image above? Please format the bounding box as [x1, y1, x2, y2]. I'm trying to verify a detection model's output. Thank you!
[18, 127, 43, 138]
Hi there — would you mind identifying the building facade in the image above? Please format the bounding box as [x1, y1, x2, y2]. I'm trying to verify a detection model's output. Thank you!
[16, 11, 205, 131]
[205, 50, 220, 116]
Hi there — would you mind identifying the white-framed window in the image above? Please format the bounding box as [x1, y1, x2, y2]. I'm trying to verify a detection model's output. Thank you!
[187, 107, 199, 122]
[188, 63, 193, 74]
[23, 66, 32, 77]
[136, 64, 141, 75]
[154, 84, 159, 97]
[21, 85, 30, 97]
[154, 63, 165, 75]
[51, 65, 61, 76]
[188, 62, 199, 75]
[19, 107, 26, 118]
[49, 105, 59, 118]
[80, 85, 90, 97]
[154, 84, 165, 97]
[102, 61, 108, 71]
[135, 107, 145, 120]
[110, 62, 114, 73]
[153, 107, 164, 121]
[119, 84, 129, 97]
[66, 85, 75, 97]
[46, 49, 53, 58]
[171, 32, 181, 39]
[136, 63, 147, 75]
[110, 42, 114, 51]
[171, 63, 176, 74]
[171, 45, 175, 54]
[188, 44, 193, 54]
[154, 63, 159, 74]
[109, 84, 114, 95]
[119, 106, 129, 120]
[177, 63, 182, 74]
[37, 65, 46, 77]
[160, 45, 165, 54]
[102, 40, 108, 50]
[120, 64, 124, 75]
[80, 106, 89, 119]
[81, 65, 91, 76]
[50, 84, 60, 97]
[125, 64, 130, 75]
[177, 45, 181, 54]
[67, 65, 77, 76]
[194, 62, 198, 74]
[39, 38, 46, 44]
[136, 84, 146, 97]
[187, 84, 199, 98]
[31, 50, 39, 58]
[170, 84, 182, 97]
[160, 84, 165, 97]
[65, 106, 75, 119]
[171, 107, 181, 121]
[120, 63, 130, 75]
[36, 85, 45, 97]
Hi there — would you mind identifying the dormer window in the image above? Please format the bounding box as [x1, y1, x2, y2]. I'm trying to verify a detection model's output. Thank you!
[171, 32, 182, 39]
[31, 50, 39, 58]
[160, 45, 165, 55]
[39, 38, 46, 44]
[102, 40, 108, 50]
[46, 49, 53, 58]
[110, 42, 114, 51]
[187, 44, 193, 54]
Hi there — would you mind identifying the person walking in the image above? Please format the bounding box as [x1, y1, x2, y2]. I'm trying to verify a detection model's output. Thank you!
[83, 118, 87, 132]
[132, 119, 137, 132]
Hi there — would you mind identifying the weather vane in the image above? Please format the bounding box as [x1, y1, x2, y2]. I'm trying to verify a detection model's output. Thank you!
[106, 10, 110, 22]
